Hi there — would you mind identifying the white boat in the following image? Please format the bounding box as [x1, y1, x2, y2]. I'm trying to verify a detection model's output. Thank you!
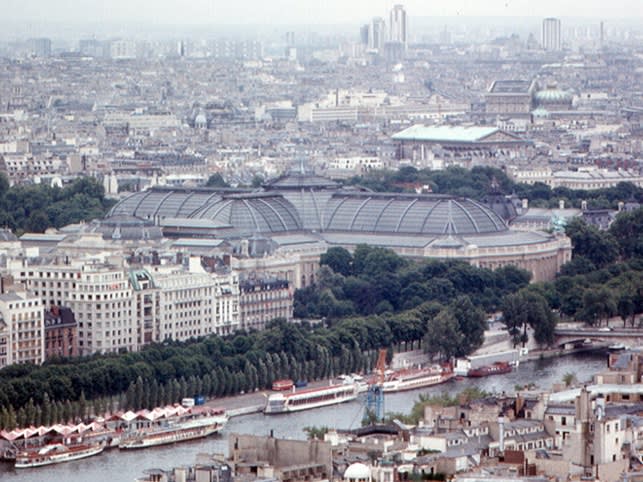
[608, 343, 627, 351]
[14, 443, 104, 468]
[381, 365, 453, 393]
[264, 382, 359, 414]
[118, 409, 228, 449]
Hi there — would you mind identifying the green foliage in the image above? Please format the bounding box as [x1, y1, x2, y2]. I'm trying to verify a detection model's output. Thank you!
[205, 173, 230, 188]
[0, 175, 114, 233]
[563, 372, 576, 387]
[303, 425, 330, 440]
[296, 248, 531, 319]
[346, 168, 643, 210]
[0, 312, 412, 428]
[385, 388, 491, 425]
[320, 246, 354, 277]
[565, 218, 619, 268]
[610, 208, 643, 259]
[502, 288, 558, 347]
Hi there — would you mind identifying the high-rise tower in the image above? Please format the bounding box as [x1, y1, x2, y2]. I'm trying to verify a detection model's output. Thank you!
[542, 17, 562, 51]
[389, 4, 407, 46]
[369, 17, 386, 51]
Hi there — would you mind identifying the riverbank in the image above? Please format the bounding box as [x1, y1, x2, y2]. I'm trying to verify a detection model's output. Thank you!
[209, 345, 611, 420]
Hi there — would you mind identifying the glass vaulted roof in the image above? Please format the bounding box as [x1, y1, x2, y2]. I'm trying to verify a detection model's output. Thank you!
[323, 194, 507, 235]
[108, 180, 509, 238]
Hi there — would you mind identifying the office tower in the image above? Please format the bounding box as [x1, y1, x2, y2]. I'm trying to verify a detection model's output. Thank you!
[369, 17, 386, 51]
[389, 4, 407, 46]
[27, 38, 51, 57]
[285, 31, 295, 47]
[542, 17, 562, 51]
[360, 24, 370, 46]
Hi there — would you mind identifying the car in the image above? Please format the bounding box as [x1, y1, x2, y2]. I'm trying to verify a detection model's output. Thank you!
[598, 327, 612, 332]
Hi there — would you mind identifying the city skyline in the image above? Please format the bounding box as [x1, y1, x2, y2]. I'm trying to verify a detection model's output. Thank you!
[3, 0, 642, 27]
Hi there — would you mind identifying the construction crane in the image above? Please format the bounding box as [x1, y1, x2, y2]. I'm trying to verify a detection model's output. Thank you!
[364, 348, 387, 424]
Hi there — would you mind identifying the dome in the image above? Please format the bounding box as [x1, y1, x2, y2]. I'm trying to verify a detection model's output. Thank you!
[534, 87, 572, 106]
[192, 193, 303, 235]
[265, 172, 340, 190]
[323, 193, 507, 235]
[344, 463, 371, 480]
[265, 173, 341, 231]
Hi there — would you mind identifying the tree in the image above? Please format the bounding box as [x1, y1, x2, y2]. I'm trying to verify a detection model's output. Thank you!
[250, 175, 264, 188]
[320, 247, 354, 277]
[303, 426, 329, 440]
[424, 310, 463, 360]
[579, 287, 617, 326]
[609, 208, 643, 259]
[502, 290, 557, 347]
[205, 173, 230, 188]
[563, 372, 576, 387]
[26, 210, 50, 233]
[448, 296, 486, 356]
[565, 218, 619, 268]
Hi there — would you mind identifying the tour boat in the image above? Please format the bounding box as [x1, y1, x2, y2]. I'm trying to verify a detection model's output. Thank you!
[14, 442, 105, 468]
[118, 408, 228, 449]
[467, 361, 512, 377]
[264, 382, 359, 414]
[381, 365, 453, 393]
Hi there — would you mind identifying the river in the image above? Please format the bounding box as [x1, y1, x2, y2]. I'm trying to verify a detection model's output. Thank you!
[0, 351, 609, 482]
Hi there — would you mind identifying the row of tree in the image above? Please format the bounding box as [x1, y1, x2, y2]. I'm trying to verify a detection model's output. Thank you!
[0, 346, 387, 430]
[0, 310, 423, 429]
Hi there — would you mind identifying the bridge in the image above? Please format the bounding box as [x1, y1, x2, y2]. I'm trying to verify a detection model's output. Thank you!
[554, 327, 643, 349]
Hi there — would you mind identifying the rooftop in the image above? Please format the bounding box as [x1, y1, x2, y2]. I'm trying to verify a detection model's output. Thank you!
[489, 79, 535, 94]
[392, 125, 517, 143]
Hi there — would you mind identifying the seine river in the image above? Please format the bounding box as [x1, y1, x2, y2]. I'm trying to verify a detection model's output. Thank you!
[0, 352, 608, 482]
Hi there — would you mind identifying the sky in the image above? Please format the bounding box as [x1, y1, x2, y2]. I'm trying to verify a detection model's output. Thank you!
[3, 0, 643, 26]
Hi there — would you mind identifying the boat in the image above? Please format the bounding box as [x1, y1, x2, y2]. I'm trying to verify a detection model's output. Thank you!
[272, 379, 294, 391]
[14, 442, 105, 468]
[118, 407, 228, 449]
[264, 382, 359, 414]
[381, 365, 453, 393]
[608, 343, 627, 351]
[467, 361, 512, 377]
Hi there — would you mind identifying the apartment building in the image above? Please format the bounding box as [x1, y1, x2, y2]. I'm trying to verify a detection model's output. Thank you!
[0, 291, 44, 367]
[43, 305, 78, 359]
[239, 277, 292, 331]
[145, 269, 240, 341]
[11, 257, 138, 355]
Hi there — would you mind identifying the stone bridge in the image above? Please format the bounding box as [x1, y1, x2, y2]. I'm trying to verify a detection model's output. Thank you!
[554, 327, 643, 349]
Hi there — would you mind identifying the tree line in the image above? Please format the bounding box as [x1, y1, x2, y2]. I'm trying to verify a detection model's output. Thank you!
[0, 316, 420, 429]
[345, 165, 643, 210]
[0, 174, 115, 234]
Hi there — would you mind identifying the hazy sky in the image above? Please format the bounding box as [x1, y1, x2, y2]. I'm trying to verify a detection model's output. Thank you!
[4, 0, 643, 25]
